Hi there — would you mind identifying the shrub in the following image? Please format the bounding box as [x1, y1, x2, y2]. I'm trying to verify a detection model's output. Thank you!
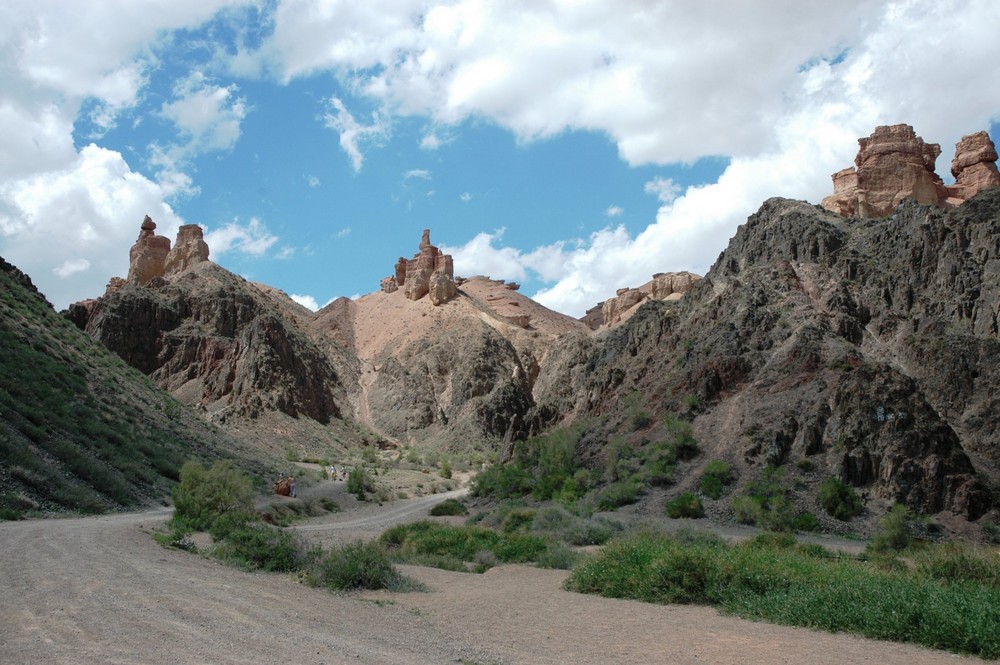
[665, 492, 704, 518]
[171, 460, 254, 531]
[429, 498, 468, 516]
[213, 522, 311, 572]
[307, 540, 421, 591]
[699, 460, 733, 499]
[818, 477, 862, 520]
[471, 462, 532, 499]
[440, 459, 452, 480]
[591, 481, 642, 511]
[346, 467, 375, 500]
[869, 504, 912, 553]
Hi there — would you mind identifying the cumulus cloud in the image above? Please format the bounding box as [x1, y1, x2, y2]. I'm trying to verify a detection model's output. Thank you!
[255, 0, 999, 316]
[205, 217, 279, 256]
[605, 205, 624, 218]
[404, 168, 432, 180]
[0, 144, 185, 308]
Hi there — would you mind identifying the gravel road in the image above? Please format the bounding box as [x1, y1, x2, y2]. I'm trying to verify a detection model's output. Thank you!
[0, 491, 987, 664]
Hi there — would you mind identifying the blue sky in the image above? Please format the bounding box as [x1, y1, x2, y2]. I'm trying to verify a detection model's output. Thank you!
[2, 1, 999, 316]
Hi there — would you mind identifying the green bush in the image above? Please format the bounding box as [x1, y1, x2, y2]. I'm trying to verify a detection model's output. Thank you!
[471, 462, 533, 499]
[592, 481, 642, 511]
[529, 506, 621, 546]
[819, 477, 862, 520]
[699, 460, 733, 499]
[347, 467, 376, 499]
[212, 522, 310, 572]
[665, 492, 704, 518]
[429, 498, 468, 516]
[869, 504, 912, 553]
[733, 466, 802, 532]
[307, 540, 421, 591]
[171, 460, 254, 531]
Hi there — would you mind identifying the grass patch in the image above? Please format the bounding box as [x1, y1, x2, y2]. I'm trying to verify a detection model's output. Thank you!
[379, 521, 553, 571]
[567, 532, 1000, 658]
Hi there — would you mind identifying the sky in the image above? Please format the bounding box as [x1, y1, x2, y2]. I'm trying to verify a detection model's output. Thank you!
[1, 1, 999, 318]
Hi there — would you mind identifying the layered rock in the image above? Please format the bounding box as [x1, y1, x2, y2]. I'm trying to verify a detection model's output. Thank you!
[386, 229, 456, 304]
[587, 271, 701, 328]
[127, 216, 171, 286]
[947, 131, 1000, 202]
[164, 224, 210, 274]
[822, 124, 1000, 218]
[821, 124, 948, 218]
[125, 216, 210, 286]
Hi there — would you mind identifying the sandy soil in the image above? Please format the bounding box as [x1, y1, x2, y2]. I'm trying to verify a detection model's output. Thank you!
[0, 491, 988, 665]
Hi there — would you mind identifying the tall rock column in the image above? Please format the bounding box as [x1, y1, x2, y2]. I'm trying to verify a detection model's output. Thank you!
[127, 216, 171, 286]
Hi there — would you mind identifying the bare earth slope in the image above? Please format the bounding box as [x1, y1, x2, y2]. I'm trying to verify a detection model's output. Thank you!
[0, 500, 985, 665]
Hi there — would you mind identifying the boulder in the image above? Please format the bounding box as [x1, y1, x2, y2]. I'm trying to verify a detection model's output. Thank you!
[651, 271, 699, 300]
[380, 276, 398, 293]
[428, 270, 457, 305]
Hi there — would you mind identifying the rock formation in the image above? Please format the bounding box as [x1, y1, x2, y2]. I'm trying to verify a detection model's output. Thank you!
[822, 124, 1000, 218]
[948, 131, 1000, 202]
[163, 224, 210, 274]
[385, 229, 456, 304]
[125, 216, 210, 286]
[587, 271, 701, 328]
[127, 216, 171, 286]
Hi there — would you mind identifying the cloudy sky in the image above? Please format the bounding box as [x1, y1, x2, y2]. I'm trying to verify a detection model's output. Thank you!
[2, 1, 998, 317]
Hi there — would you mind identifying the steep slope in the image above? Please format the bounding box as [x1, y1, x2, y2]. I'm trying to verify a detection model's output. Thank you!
[77, 261, 364, 458]
[0, 257, 243, 519]
[310, 275, 590, 450]
[546, 194, 999, 523]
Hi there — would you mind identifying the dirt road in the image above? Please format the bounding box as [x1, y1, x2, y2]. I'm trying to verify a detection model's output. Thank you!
[0, 493, 986, 664]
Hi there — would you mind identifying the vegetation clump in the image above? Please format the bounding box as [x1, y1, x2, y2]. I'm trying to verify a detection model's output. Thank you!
[429, 498, 469, 516]
[699, 460, 733, 499]
[665, 492, 704, 518]
[567, 531, 1000, 658]
[732, 466, 814, 532]
[818, 477, 862, 520]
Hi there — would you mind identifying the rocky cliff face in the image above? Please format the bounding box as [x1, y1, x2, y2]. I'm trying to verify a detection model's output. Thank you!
[822, 124, 1000, 217]
[549, 193, 1000, 520]
[67, 187, 1000, 526]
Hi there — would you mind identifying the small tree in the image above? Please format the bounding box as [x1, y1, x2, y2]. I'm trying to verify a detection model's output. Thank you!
[171, 460, 254, 531]
[347, 467, 375, 500]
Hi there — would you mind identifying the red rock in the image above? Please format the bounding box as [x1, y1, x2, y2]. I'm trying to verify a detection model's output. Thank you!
[126, 216, 170, 286]
[947, 131, 1000, 202]
[385, 229, 457, 304]
[164, 224, 210, 275]
[822, 124, 948, 218]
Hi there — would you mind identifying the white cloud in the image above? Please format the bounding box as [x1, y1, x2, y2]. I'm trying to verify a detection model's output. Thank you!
[404, 168, 432, 180]
[53, 258, 91, 279]
[335, 227, 351, 239]
[441, 230, 528, 282]
[308, 175, 320, 188]
[460, 192, 471, 202]
[254, 0, 999, 317]
[644, 177, 681, 204]
[205, 217, 278, 256]
[0, 144, 185, 308]
[152, 71, 248, 175]
[290, 293, 319, 310]
[605, 205, 623, 217]
[323, 96, 391, 171]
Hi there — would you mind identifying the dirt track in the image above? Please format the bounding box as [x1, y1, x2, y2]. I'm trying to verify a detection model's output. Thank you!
[0, 491, 987, 665]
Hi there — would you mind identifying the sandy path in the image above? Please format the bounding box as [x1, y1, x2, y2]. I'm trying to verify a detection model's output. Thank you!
[0, 496, 987, 665]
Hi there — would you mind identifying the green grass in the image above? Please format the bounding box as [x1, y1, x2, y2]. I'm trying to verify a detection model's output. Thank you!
[379, 520, 554, 571]
[665, 492, 704, 518]
[566, 532, 1000, 658]
[0, 259, 241, 519]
